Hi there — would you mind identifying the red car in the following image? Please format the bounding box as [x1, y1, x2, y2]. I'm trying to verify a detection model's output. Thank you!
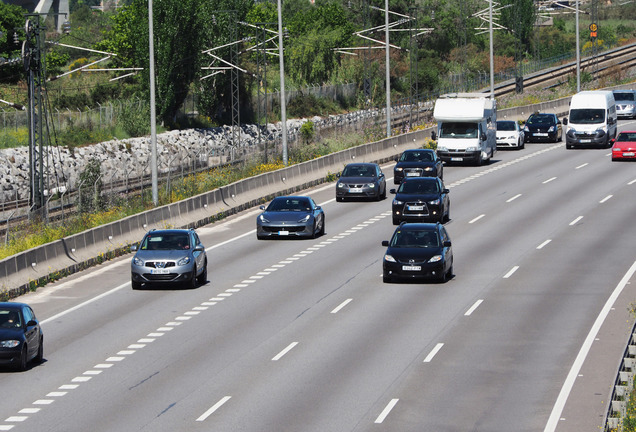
[611, 131, 636, 161]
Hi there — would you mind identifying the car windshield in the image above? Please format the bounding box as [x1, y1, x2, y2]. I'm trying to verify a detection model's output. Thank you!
[341, 165, 374, 177]
[614, 92, 635, 101]
[617, 133, 636, 142]
[497, 121, 516, 131]
[400, 151, 432, 162]
[142, 233, 190, 250]
[267, 198, 311, 212]
[390, 229, 440, 248]
[0, 309, 21, 328]
[398, 180, 439, 194]
[439, 122, 478, 138]
[527, 115, 554, 125]
[569, 108, 605, 124]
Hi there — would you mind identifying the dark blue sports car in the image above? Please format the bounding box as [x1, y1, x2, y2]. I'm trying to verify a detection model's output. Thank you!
[257, 196, 325, 239]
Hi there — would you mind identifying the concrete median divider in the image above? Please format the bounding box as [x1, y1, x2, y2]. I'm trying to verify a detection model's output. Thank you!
[0, 127, 434, 298]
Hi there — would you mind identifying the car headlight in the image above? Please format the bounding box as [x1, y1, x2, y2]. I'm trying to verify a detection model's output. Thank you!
[394, 167, 403, 172]
[393, 199, 403, 205]
[428, 255, 442, 263]
[596, 128, 606, 134]
[466, 146, 478, 152]
[613, 147, 621, 152]
[0, 340, 20, 348]
[337, 182, 346, 189]
[177, 256, 191, 266]
[298, 215, 311, 223]
[133, 256, 144, 266]
[423, 167, 433, 172]
[366, 183, 375, 188]
[259, 215, 270, 223]
[548, 126, 556, 132]
[523, 126, 529, 132]
[384, 254, 396, 263]
[428, 198, 440, 205]
[437, 146, 447, 152]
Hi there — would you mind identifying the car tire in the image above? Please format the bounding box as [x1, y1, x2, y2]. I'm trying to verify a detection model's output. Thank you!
[381, 187, 386, 200]
[566, 143, 572, 149]
[443, 204, 450, 223]
[17, 345, 28, 371]
[383, 273, 392, 283]
[319, 217, 325, 237]
[437, 268, 448, 283]
[197, 261, 208, 285]
[35, 337, 44, 363]
[187, 269, 197, 289]
[336, 196, 343, 202]
[131, 280, 142, 290]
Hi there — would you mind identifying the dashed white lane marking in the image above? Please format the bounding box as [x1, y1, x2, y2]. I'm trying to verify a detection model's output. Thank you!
[575, 163, 588, 169]
[423, 343, 444, 363]
[464, 300, 484, 316]
[374, 399, 399, 424]
[331, 299, 353, 314]
[543, 176, 557, 184]
[503, 266, 520, 279]
[196, 396, 232, 422]
[599, 195, 612, 203]
[469, 214, 485, 224]
[272, 342, 299, 361]
[569, 216, 584, 226]
[506, 193, 522, 203]
[537, 239, 551, 249]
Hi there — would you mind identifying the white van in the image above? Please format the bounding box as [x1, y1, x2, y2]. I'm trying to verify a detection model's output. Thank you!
[433, 93, 497, 165]
[564, 90, 617, 149]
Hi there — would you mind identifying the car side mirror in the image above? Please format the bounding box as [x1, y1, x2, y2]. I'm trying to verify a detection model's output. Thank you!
[443, 241, 452, 247]
[610, 138, 616, 145]
[382, 240, 390, 247]
[315, 206, 322, 211]
[431, 131, 437, 141]
[130, 244, 138, 252]
[194, 244, 205, 252]
[443, 188, 449, 194]
[480, 134, 487, 141]
[259, 205, 266, 210]
[562, 117, 568, 125]
[390, 189, 397, 194]
[26, 320, 38, 327]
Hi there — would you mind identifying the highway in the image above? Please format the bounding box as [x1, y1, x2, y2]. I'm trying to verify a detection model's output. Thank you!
[1, 120, 636, 432]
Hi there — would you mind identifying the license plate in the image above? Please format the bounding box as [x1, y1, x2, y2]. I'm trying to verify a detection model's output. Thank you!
[406, 172, 419, 177]
[348, 188, 363, 193]
[534, 133, 548, 136]
[450, 157, 463, 161]
[278, 230, 289, 236]
[407, 205, 424, 211]
[402, 265, 421, 271]
[580, 139, 591, 143]
[624, 152, 635, 157]
[150, 269, 170, 274]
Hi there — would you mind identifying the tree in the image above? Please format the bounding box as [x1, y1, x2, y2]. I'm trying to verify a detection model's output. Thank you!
[0, 2, 28, 83]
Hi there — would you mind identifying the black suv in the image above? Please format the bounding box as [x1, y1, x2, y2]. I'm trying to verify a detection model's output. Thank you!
[390, 177, 450, 225]
[523, 112, 562, 143]
[381, 222, 454, 283]
[393, 149, 443, 185]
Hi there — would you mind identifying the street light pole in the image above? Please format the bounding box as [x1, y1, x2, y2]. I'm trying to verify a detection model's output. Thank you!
[277, 0, 288, 166]
[149, 0, 158, 206]
[576, 0, 580, 92]
[488, 0, 494, 99]
[385, 0, 391, 138]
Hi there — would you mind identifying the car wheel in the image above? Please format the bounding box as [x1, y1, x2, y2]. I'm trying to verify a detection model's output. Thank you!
[186, 269, 198, 289]
[436, 268, 448, 283]
[446, 264, 454, 280]
[383, 273, 392, 283]
[35, 336, 44, 363]
[443, 203, 450, 223]
[381, 185, 386, 200]
[197, 261, 208, 285]
[17, 345, 28, 371]
[566, 143, 572, 149]
[131, 280, 142, 290]
[336, 196, 343, 202]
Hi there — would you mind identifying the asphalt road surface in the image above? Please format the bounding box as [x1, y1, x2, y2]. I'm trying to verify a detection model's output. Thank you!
[2, 120, 636, 432]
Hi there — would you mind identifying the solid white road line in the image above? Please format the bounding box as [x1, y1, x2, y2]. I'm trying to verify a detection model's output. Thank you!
[544, 260, 636, 432]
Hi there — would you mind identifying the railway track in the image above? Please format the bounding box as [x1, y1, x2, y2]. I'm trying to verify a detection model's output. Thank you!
[2, 43, 636, 240]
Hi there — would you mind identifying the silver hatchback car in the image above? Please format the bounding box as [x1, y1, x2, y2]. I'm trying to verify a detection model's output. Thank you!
[130, 228, 207, 289]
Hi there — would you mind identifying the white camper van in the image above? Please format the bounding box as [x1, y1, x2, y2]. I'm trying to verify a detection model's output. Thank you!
[564, 90, 617, 149]
[433, 93, 497, 165]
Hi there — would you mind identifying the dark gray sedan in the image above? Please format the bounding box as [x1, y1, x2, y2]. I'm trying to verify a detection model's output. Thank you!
[257, 196, 325, 239]
[335, 162, 386, 201]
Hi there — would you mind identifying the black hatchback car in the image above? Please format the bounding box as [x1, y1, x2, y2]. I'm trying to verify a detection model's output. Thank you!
[0, 302, 44, 371]
[381, 222, 453, 283]
[393, 149, 443, 184]
[390, 177, 450, 225]
[335, 162, 386, 201]
[523, 112, 562, 143]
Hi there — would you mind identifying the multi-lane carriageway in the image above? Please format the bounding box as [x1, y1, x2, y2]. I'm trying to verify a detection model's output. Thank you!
[1, 120, 636, 432]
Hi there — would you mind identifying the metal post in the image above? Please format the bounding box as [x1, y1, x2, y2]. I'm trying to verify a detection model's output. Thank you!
[277, 0, 288, 165]
[149, 0, 158, 206]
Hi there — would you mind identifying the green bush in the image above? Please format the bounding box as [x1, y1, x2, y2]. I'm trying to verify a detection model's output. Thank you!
[117, 100, 150, 137]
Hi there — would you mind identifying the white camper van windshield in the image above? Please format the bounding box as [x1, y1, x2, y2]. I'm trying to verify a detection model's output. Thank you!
[439, 122, 478, 138]
[569, 108, 605, 124]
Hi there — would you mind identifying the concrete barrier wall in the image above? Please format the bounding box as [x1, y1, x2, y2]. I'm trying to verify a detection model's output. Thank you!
[2, 88, 632, 298]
